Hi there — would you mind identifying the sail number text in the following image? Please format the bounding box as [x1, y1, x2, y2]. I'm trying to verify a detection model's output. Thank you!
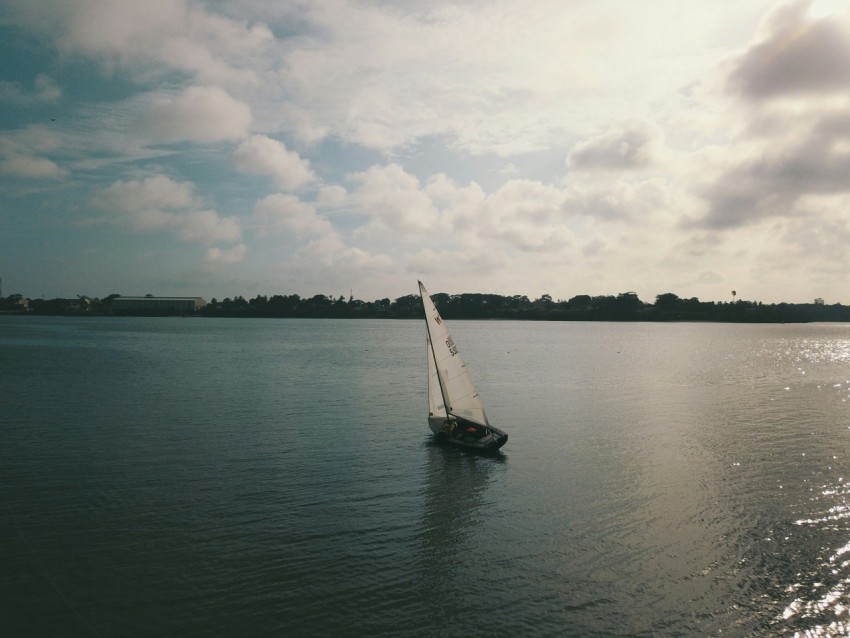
[446, 336, 459, 356]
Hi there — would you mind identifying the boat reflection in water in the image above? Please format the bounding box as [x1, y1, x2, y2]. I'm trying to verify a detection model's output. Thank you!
[415, 442, 505, 624]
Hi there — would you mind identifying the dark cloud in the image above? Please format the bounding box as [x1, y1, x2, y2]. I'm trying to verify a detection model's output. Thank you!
[728, 1, 850, 99]
[697, 112, 850, 228]
[566, 122, 660, 171]
[700, 2, 850, 229]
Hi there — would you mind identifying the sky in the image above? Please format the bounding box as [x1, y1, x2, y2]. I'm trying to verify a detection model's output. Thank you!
[2, 0, 850, 304]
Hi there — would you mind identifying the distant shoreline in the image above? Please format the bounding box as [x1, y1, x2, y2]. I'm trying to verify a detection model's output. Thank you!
[2, 291, 847, 323]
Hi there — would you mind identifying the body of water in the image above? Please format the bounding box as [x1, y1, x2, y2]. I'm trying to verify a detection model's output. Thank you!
[3, 317, 850, 636]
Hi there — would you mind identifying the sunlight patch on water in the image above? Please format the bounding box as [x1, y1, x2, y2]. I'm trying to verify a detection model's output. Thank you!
[795, 339, 850, 366]
[781, 477, 850, 636]
[795, 503, 850, 526]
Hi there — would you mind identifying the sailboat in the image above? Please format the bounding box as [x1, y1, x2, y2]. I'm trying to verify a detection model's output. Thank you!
[419, 281, 508, 451]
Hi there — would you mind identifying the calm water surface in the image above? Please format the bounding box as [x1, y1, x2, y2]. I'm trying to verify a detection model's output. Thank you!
[3, 317, 850, 636]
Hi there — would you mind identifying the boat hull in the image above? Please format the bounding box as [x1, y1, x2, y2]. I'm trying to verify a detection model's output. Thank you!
[435, 431, 508, 451]
[429, 417, 508, 451]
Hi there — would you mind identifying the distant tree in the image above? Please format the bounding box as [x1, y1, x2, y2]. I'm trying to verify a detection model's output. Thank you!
[392, 294, 421, 317]
[308, 294, 331, 307]
[614, 292, 643, 315]
[592, 295, 616, 311]
[654, 293, 681, 311]
[431, 293, 451, 308]
[567, 295, 592, 309]
[509, 294, 531, 308]
[267, 294, 300, 316]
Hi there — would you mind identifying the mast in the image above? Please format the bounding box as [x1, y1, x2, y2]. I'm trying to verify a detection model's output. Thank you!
[420, 281, 451, 417]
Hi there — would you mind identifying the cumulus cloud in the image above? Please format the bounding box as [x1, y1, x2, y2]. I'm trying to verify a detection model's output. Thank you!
[330, 164, 582, 254]
[178, 210, 241, 244]
[233, 135, 315, 190]
[296, 233, 391, 268]
[562, 178, 669, 221]
[93, 174, 241, 244]
[316, 184, 347, 207]
[567, 122, 662, 172]
[2, 0, 273, 86]
[0, 155, 67, 179]
[0, 124, 68, 180]
[407, 247, 506, 281]
[252, 193, 333, 237]
[206, 243, 247, 264]
[321, 161, 637, 256]
[95, 174, 197, 212]
[727, 1, 850, 100]
[266, 229, 393, 295]
[147, 85, 252, 142]
[472, 180, 572, 251]
[344, 163, 441, 233]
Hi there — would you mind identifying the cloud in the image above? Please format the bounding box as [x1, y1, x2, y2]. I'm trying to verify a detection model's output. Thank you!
[413, 175, 575, 253]
[0, 124, 68, 179]
[93, 174, 241, 244]
[697, 128, 850, 229]
[147, 85, 252, 142]
[267, 0, 736, 155]
[0, 74, 61, 105]
[2, 0, 274, 86]
[333, 164, 585, 254]
[296, 233, 391, 268]
[9, 0, 850, 304]
[316, 185, 347, 207]
[233, 135, 315, 190]
[344, 163, 441, 233]
[179, 210, 241, 244]
[407, 247, 505, 280]
[562, 178, 669, 221]
[727, 1, 850, 99]
[206, 243, 247, 264]
[473, 179, 572, 251]
[252, 193, 333, 237]
[325, 161, 645, 255]
[566, 122, 662, 172]
[0, 155, 67, 179]
[95, 174, 197, 212]
[267, 229, 393, 295]
[693, 1, 850, 229]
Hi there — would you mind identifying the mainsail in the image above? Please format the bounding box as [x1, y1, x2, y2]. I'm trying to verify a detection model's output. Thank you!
[419, 281, 489, 427]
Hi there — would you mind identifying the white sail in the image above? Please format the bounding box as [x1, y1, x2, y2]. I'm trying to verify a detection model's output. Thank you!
[419, 281, 489, 427]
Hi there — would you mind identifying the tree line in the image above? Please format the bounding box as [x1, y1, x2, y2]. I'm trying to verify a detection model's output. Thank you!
[2, 291, 849, 322]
